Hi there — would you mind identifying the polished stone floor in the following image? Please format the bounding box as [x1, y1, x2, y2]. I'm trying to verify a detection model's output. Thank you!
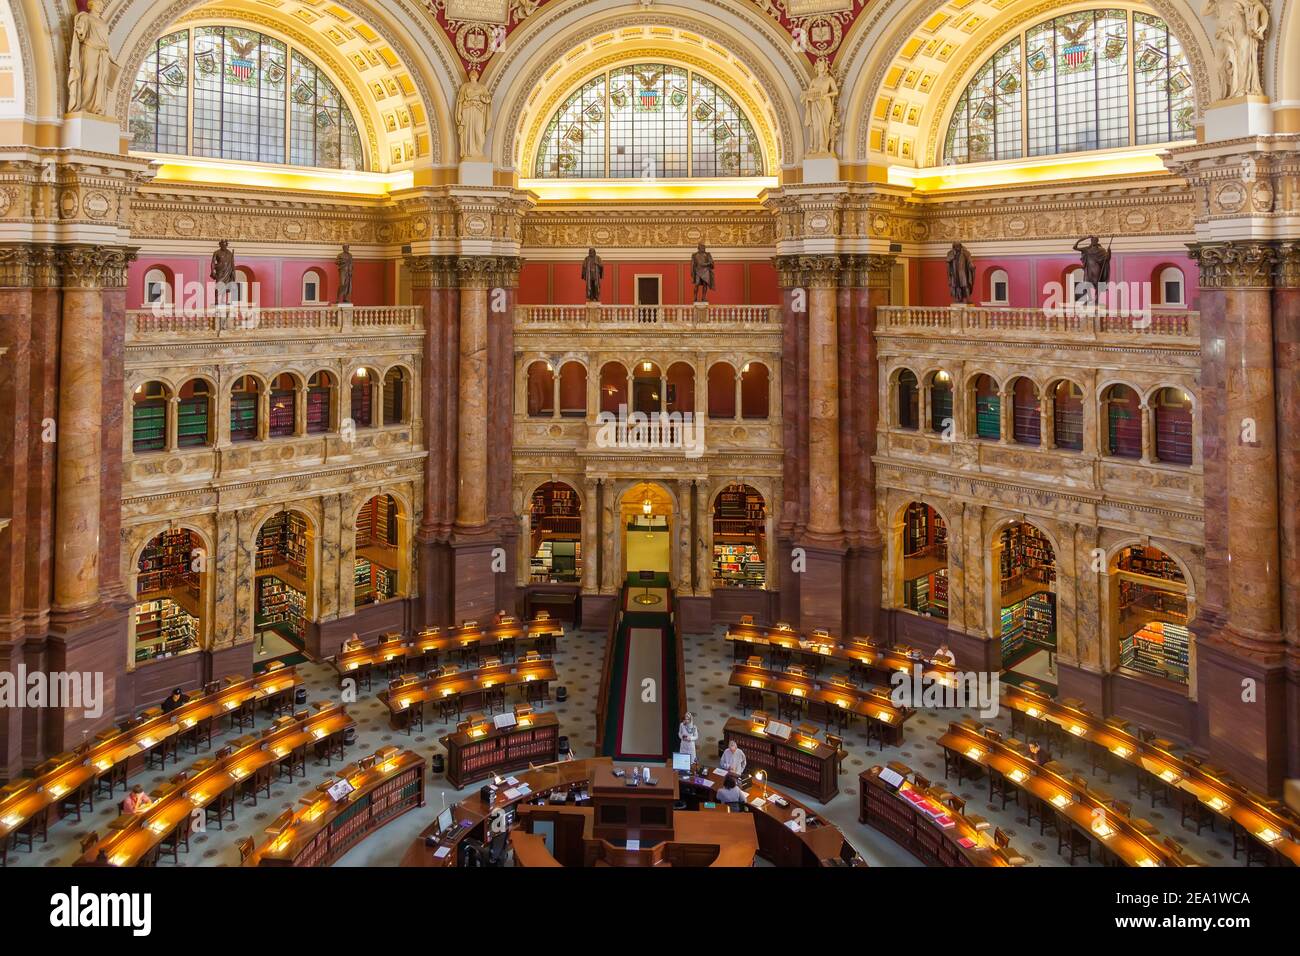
[6, 626, 1245, 867]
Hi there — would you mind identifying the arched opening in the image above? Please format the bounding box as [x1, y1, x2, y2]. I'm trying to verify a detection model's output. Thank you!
[1051, 380, 1084, 451]
[229, 375, 261, 442]
[897, 503, 948, 618]
[529, 482, 582, 583]
[254, 510, 314, 661]
[1011, 377, 1040, 445]
[928, 370, 953, 434]
[1110, 545, 1190, 686]
[740, 362, 769, 419]
[1153, 387, 1193, 465]
[306, 372, 335, 435]
[234, 266, 255, 305]
[177, 378, 212, 448]
[896, 369, 919, 430]
[350, 367, 378, 428]
[355, 494, 406, 606]
[987, 268, 1010, 305]
[559, 362, 587, 417]
[143, 267, 173, 306]
[712, 484, 766, 589]
[527, 360, 555, 417]
[131, 380, 170, 453]
[972, 374, 1000, 441]
[133, 528, 205, 664]
[620, 482, 674, 585]
[666, 362, 695, 415]
[996, 522, 1057, 695]
[632, 360, 662, 416]
[268, 373, 298, 438]
[302, 268, 326, 304]
[600, 362, 628, 415]
[707, 362, 736, 418]
[1158, 266, 1185, 306]
[1103, 383, 1142, 458]
[383, 367, 409, 424]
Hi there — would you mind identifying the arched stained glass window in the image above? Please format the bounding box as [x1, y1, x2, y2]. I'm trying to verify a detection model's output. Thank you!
[130, 26, 364, 170]
[942, 10, 1194, 165]
[535, 63, 763, 178]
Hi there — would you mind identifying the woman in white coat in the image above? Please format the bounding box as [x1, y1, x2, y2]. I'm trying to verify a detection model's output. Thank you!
[678, 712, 699, 762]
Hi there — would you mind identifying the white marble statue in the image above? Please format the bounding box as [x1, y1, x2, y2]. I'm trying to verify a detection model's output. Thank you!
[455, 69, 491, 162]
[802, 58, 839, 157]
[1205, 0, 1270, 99]
[67, 0, 114, 115]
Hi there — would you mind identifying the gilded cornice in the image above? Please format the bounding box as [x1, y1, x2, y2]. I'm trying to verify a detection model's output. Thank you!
[1163, 137, 1300, 225]
[0, 152, 153, 230]
[1188, 241, 1279, 290]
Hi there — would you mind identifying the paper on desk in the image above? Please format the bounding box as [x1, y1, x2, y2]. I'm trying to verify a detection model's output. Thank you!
[749, 797, 767, 809]
[713, 767, 726, 777]
[505, 776, 519, 785]
[784, 818, 803, 832]
[433, 846, 451, 859]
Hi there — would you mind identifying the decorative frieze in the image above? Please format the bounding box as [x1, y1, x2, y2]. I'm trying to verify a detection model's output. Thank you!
[521, 208, 776, 250]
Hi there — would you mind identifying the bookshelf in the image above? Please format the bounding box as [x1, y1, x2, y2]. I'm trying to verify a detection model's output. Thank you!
[257, 512, 309, 578]
[1107, 401, 1142, 457]
[1053, 384, 1084, 450]
[1120, 620, 1190, 684]
[357, 496, 397, 549]
[723, 719, 837, 803]
[712, 542, 765, 588]
[444, 712, 561, 787]
[530, 539, 580, 582]
[1000, 524, 1056, 590]
[177, 395, 209, 448]
[132, 399, 166, 453]
[230, 390, 258, 442]
[1117, 546, 1184, 582]
[1155, 399, 1193, 464]
[1001, 591, 1055, 661]
[1012, 391, 1040, 444]
[354, 559, 395, 605]
[268, 388, 296, 438]
[256, 575, 305, 640]
[351, 379, 372, 427]
[975, 394, 1000, 440]
[904, 569, 948, 619]
[713, 485, 766, 588]
[134, 597, 199, 662]
[306, 385, 330, 434]
[930, 382, 953, 432]
[136, 528, 201, 597]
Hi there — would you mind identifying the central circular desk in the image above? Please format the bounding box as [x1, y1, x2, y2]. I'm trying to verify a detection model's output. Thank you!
[401, 757, 862, 868]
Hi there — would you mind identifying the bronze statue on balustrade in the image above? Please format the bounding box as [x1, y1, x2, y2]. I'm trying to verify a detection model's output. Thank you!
[210, 240, 236, 305]
[946, 241, 975, 304]
[582, 247, 604, 302]
[691, 242, 715, 303]
[1073, 235, 1112, 304]
[336, 244, 354, 304]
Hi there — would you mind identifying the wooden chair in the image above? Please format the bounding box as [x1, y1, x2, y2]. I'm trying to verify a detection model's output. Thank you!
[59, 779, 95, 823]
[737, 685, 763, 715]
[1231, 821, 1274, 866]
[278, 743, 307, 782]
[349, 662, 373, 693]
[777, 693, 804, 723]
[1056, 812, 1092, 865]
[145, 733, 178, 771]
[942, 792, 966, 815]
[158, 813, 192, 863]
[913, 772, 931, 790]
[988, 768, 1019, 810]
[315, 730, 345, 765]
[181, 715, 215, 754]
[237, 836, 255, 864]
[227, 696, 256, 733]
[485, 686, 507, 716]
[993, 827, 1011, 849]
[1179, 792, 1217, 834]
[437, 694, 460, 725]
[525, 680, 551, 710]
[1026, 794, 1058, 837]
[205, 789, 236, 829]
[96, 759, 128, 798]
[825, 734, 848, 775]
[404, 700, 425, 735]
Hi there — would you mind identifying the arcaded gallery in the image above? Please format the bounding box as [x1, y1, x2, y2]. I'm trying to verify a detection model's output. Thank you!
[2, 0, 1300, 895]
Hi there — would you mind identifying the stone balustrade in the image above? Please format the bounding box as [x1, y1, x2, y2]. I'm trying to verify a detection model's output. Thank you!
[877, 304, 1198, 341]
[516, 303, 780, 328]
[126, 305, 423, 339]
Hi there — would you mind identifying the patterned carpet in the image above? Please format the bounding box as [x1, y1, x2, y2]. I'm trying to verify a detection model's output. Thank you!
[4, 625, 1245, 867]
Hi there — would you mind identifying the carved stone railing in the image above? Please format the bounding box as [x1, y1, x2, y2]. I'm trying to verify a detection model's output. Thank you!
[126, 305, 423, 339]
[517, 303, 780, 329]
[877, 305, 1198, 342]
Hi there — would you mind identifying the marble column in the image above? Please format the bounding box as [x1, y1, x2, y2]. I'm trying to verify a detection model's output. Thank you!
[582, 477, 600, 592]
[1189, 241, 1287, 794]
[774, 257, 806, 624]
[805, 255, 841, 538]
[1273, 242, 1300, 780]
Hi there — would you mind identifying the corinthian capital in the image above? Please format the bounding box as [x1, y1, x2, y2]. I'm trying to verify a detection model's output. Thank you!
[799, 254, 842, 288]
[1188, 241, 1278, 289]
[56, 244, 137, 289]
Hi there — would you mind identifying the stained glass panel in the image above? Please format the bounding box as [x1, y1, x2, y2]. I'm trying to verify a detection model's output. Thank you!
[128, 26, 363, 170]
[535, 63, 764, 178]
[945, 10, 1192, 166]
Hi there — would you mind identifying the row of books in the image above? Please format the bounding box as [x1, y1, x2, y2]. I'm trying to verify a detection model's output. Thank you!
[257, 512, 309, 578]
[1120, 620, 1190, 684]
[1000, 524, 1056, 586]
[1000, 591, 1056, 660]
[292, 767, 423, 868]
[904, 570, 949, 619]
[137, 529, 201, 598]
[257, 575, 305, 639]
[134, 597, 199, 662]
[456, 726, 560, 776]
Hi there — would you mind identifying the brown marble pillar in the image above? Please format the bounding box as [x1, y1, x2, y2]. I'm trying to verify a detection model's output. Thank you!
[456, 258, 491, 529]
[1272, 242, 1300, 779]
[774, 257, 805, 625]
[1189, 241, 1288, 794]
[408, 255, 458, 627]
[488, 259, 521, 613]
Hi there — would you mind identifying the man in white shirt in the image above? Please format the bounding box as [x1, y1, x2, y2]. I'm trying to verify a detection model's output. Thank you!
[933, 642, 957, 666]
[720, 739, 747, 776]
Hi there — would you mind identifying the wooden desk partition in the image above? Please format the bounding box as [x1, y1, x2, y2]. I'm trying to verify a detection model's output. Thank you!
[726, 625, 958, 683]
[247, 749, 426, 866]
[0, 669, 300, 848]
[859, 766, 1022, 866]
[378, 660, 558, 720]
[333, 617, 563, 677]
[441, 711, 560, 787]
[77, 702, 353, 867]
[938, 721, 1195, 867]
[1002, 685, 1300, 866]
[729, 662, 911, 743]
[721, 717, 838, 803]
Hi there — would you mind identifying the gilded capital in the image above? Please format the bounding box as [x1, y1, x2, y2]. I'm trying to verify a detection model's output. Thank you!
[799, 254, 842, 289]
[406, 254, 458, 291]
[1188, 241, 1278, 289]
[456, 255, 500, 289]
[56, 244, 137, 289]
[1276, 241, 1300, 289]
[0, 244, 59, 288]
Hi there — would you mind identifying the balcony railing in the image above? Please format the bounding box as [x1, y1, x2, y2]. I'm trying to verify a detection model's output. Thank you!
[517, 303, 780, 329]
[877, 305, 1198, 341]
[126, 305, 422, 338]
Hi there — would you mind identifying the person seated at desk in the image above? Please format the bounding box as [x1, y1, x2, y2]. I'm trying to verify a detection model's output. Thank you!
[1028, 741, 1051, 767]
[160, 687, 189, 713]
[493, 609, 509, 625]
[717, 774, 745, 806]
[932, 643, 956, 666]
[720, 739, 747, 777]
[123, 785, 153, 815]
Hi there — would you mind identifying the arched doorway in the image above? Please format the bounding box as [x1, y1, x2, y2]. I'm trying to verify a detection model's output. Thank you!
[711, 483, 767, 588]
[995, 521, 1058, 693]
[898, 502, 948, 619]
[253, 509, 314, 666]
[1110, 545, 1191, 686]
[620, 482, 674, 586]
[132, 529, 206, 664]
[355, 494, 407, 606]
[529, 481, 582, 583]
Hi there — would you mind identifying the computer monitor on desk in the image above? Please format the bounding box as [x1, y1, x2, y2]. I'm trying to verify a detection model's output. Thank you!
[436, 805, 454, 835]
[672, 751, 692, 772]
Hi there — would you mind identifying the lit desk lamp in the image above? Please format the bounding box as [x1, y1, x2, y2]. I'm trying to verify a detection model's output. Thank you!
[755, 770, 767, 799]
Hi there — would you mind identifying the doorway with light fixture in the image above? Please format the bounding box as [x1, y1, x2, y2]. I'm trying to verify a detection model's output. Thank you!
[618, 481, 674, 586]
[634, 274, 661, 323]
